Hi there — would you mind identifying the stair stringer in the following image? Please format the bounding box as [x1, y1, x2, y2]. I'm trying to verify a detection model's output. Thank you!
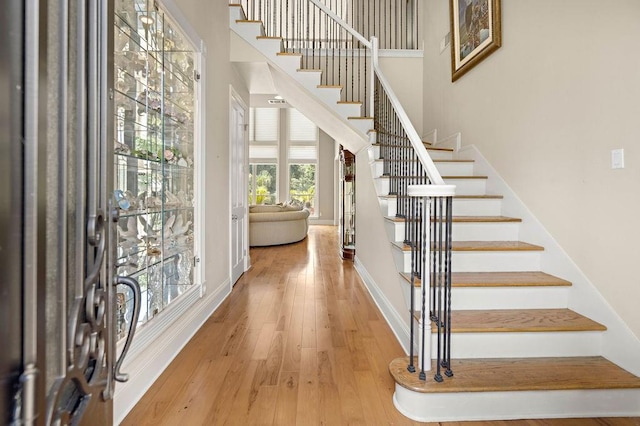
[268, 64, 368, 154]
[229, 7, 371, 153]
[457, 143, 640, 377]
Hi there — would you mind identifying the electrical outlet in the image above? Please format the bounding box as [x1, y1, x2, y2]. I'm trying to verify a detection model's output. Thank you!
[611, 149, 625, 169]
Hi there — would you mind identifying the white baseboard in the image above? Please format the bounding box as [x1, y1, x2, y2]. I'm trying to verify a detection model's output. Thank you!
[113, 279, 231, 424]
[354, 256, 411, 355]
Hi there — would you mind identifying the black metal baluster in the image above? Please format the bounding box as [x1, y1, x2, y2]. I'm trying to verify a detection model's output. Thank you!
[434, 197, 444, 382]
[444, 195, 454, 378]
[430, 190, 437, 321]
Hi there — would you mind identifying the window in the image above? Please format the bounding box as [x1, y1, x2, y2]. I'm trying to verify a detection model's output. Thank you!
[249, 108, 279, 204]
[247, 107, 320, 212]
[249, 164, 277, 205]
[288, 164, 316, 213]
[287, 109, 318, 214]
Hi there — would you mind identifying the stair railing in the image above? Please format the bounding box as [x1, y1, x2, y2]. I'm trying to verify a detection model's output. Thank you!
[371, 38, 455, 381]
[234, 0, 419, 50]
[231, 0, 454, 382]
[233, 0, 373, 115]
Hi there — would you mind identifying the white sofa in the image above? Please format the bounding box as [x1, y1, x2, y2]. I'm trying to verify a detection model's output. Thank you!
[249, 204, 310, 247]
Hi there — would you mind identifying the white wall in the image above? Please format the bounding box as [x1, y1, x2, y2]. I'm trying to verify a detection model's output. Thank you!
[423, 1, 640, 337]
[167, 0, 250, 297]
[379, 56, 424, 136]
[318, 129, 336, 222]
[354, 151, 410, 339]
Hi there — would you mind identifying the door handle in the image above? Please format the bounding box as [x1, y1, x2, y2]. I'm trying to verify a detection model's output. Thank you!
[232, 214, 238, 220]
[114, 275, 141, 382]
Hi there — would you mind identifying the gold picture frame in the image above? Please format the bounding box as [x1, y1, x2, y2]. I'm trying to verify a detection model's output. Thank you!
[450, 0, 501, 82]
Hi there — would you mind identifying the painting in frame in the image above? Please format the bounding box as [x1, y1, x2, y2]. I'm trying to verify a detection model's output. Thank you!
[450, 0, 501, 82]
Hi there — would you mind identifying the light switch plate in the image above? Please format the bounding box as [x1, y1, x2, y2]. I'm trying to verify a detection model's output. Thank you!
[611, 149, 624, 169]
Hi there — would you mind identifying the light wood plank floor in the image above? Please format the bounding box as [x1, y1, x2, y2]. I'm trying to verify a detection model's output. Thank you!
[122, 226, 640, 426]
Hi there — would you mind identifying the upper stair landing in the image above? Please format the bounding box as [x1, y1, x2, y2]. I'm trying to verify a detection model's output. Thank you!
[229, 4, 372, 153]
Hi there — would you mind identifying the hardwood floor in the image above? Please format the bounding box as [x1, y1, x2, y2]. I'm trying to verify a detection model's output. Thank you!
[122, 226, 640, 426]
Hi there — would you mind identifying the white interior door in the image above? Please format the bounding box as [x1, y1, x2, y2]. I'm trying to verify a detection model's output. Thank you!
[230, 93, 248, 285]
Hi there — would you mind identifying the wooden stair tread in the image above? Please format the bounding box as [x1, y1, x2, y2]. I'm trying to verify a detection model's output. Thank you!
[449, 241, 544, 251]
[277, 52, 302, 56]
[296, 68, 321, 72]
[384, 216, 520, 223]
[317, 84, 342, 88]
[389, 356, 640, 393]
[452, 271, 572, 287]
[337, 101, 362, 104]
[439, 308, 607, 333]
[380, 194, 503, 200]
[348, 116, 374, 120]
[442, 175, 488, 179]
[371, 143, 454, 152]
[392, 241, 544, 252]
[256, 36, 282, 40]
[374, 159, 475, 163]
[400, 271, 572, 288]
[236, 19, 262, 24]
[451, 216, 522, 223]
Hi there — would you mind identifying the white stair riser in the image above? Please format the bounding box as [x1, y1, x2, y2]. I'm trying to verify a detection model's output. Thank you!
[434, 162, 474, 176]
[392, 247, 543, 274]
[384, 219, 404, 242]
[375, 178, 389, 196]
[273, 54, 302, 71]
[426, 150, 454, 160]
[380, 198, 396, 218]
[256, 38, 283, 57]
[291, 71, 322, 91]
[372, 160, 384, 177]
[443, 178, 486, 195]
[348, 118, 374, 134]
[371, 160, 473, 177]
[402, 285, 569, 313]
[392, 246, 412, 273]
[448, 286, 570, 310]
[451, 251, 542, 272]
[231, 20, 263, 39]
[334, 103, 363, 118]
[380, 198, 503, 218]
[386, 220, 521, 244]
[452, 223, 520, 241]
[370, 145, 454, 161]
[312, 86, 342, 107]
[376, 178, 489, 199]
[229, 5, 245, 20]
[452, 199, 502, 216]
[431, 331, 602, 359]
[393, 387, 640, 423]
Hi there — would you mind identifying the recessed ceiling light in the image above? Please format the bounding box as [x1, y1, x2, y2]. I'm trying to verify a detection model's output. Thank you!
[139, 15, 155, 26]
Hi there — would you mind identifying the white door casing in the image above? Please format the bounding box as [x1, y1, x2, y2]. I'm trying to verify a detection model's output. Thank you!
[230, 89, 249, 285]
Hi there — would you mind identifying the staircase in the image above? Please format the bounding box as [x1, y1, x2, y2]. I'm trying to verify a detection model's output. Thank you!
[372, 141, 640, 421]
[229, 2, 640, 421]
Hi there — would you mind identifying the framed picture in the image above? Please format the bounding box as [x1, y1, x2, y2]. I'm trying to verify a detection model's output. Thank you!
[450, 0, 501, 82]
